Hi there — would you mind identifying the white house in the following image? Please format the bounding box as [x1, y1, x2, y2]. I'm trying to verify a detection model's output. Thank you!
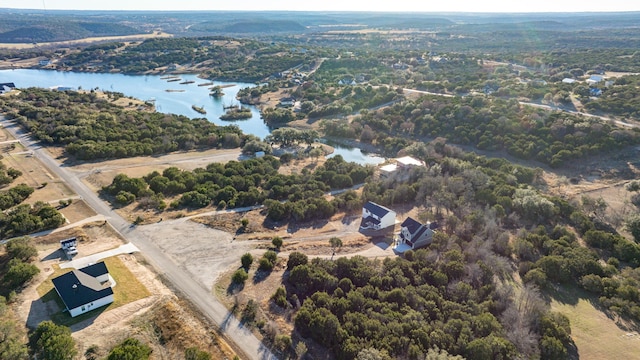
[561, 78, 576, 84]
[279, 97, 295, 107]
[393, 217, 437, 254]
[0, 82, 16, 94]
[586, 75, 604, 85]
[380, 156, 426, 179]
[360, 201, 396, 231]
[52, 262, 114, 317]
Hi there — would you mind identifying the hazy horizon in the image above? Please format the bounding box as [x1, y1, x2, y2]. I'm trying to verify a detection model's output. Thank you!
[1, 0, 639, 13]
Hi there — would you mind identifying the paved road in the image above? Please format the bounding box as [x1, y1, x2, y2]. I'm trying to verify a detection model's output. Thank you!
[0, 117, 276, 360]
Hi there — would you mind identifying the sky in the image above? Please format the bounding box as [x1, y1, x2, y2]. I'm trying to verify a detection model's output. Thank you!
[1, 0, 639, 13]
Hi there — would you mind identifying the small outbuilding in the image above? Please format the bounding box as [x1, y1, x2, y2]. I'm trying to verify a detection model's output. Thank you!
[52, 262, 114, 317]
[360, 201, 396, 231]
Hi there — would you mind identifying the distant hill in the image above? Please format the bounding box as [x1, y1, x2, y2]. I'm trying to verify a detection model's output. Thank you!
[0, 15, 142, 43]
[190, 20, 306, 33]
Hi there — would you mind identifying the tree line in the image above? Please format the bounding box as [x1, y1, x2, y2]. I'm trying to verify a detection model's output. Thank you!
[103, 155, 372, 223]
[1, 88, 251, 160]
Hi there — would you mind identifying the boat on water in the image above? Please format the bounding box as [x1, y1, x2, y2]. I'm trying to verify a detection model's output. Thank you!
[198, 82, 214, 87]
[192, 105, 207, 114]
[180, 80, 195, 85]
[160, 75, 180, 80]
[165, 89, 185, 92]
[167, 78, 182, 82]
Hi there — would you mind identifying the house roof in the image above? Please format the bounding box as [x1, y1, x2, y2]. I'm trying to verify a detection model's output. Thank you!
[52, 262, 112, 310]
[412, 226, 430, 242]
[363, 216, 381, 225]
[380, 164, 398, 173]
[396, 156, 424, 167]
[0, 82, 16, 89]
[589, 75, 604, 82]
[401, 217, 423, 235]
[79, 261, 108, 278]
[363, 201, 393, 218]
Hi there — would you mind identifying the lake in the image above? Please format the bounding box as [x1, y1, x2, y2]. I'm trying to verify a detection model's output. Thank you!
[0, 69, 384, 164]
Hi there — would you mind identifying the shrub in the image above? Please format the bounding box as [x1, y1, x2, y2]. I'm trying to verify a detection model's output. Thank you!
[232, 269, 248, 284]
[242, 299, 258, 323]
[272, 236, 283, 250]
[274, 334, 292, 352]
[259, 258, 274, 272]
[271, 286, 288, 308]
[107, 338, 151, 360]
[241, 253, 254, 270]
[264, 250, 277, 264]
[287, 252, 308, 270]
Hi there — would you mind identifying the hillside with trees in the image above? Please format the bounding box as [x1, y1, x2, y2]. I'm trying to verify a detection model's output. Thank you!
[0, 88, 250, 160]
[225, 140, 640, 359]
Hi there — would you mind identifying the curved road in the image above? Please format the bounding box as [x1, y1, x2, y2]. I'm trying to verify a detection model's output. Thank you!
[0, 117, 276, 360]
[403, 88, 640, 129]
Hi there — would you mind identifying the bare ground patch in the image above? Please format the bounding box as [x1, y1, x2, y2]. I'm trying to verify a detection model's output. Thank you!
[58, 200, 98, 224]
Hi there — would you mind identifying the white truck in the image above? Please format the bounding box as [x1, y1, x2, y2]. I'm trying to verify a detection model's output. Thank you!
[60, 237, 78, 258]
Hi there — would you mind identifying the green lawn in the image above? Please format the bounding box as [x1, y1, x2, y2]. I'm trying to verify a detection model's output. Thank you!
[550, 286, 640, 360]
[36, 256, 151, 326]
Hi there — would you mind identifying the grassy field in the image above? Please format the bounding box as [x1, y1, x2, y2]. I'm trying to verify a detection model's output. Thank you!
[550, 286, 640, 360]
[36, 255, 151, 326]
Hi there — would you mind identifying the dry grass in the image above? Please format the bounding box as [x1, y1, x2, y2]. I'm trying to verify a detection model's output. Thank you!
[58, 200, 98, 224]
[35, 255, 151, 326]
[0, 32, 172, 50]
[132, 298, 239, 359]
[550, 286, 640, 360]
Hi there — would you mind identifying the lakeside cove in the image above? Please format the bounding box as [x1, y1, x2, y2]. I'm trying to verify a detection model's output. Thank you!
[0, 68, 384, 164]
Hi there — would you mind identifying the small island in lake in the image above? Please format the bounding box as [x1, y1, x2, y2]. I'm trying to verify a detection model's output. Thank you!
[192, 105, 207, 114]
[219, 106, 252, 120]
[209, 86, 224, 97]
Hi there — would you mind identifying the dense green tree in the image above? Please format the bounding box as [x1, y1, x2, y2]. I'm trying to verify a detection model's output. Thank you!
[241, 253, 254, 270]
[232, 269, 249, 284]
[287, 252, 308, 270]
[5, 237, 37, 262]
[107, 338, 151, 360]
[4, 259, 39, 289]
[31, 321, 77, 360]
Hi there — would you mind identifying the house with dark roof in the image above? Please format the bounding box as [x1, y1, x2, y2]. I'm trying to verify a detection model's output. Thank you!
[0, 82, 16, 94]
[393, 217, 437, 254]
[360, 201, 396, 231]
[52, 262, 114, 317]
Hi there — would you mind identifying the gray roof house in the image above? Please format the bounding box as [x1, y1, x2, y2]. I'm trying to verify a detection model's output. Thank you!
[52, 262, 114, 317]
[393, 217, 437, 254]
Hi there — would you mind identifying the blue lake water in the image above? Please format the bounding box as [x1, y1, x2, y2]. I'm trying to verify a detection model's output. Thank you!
[0, 69, 384, 164]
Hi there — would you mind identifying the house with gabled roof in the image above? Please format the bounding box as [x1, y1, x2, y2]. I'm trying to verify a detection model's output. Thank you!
[52, 261, 114, 317]
[360, 201, 396, 231]
[393, 217, 437, 254]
